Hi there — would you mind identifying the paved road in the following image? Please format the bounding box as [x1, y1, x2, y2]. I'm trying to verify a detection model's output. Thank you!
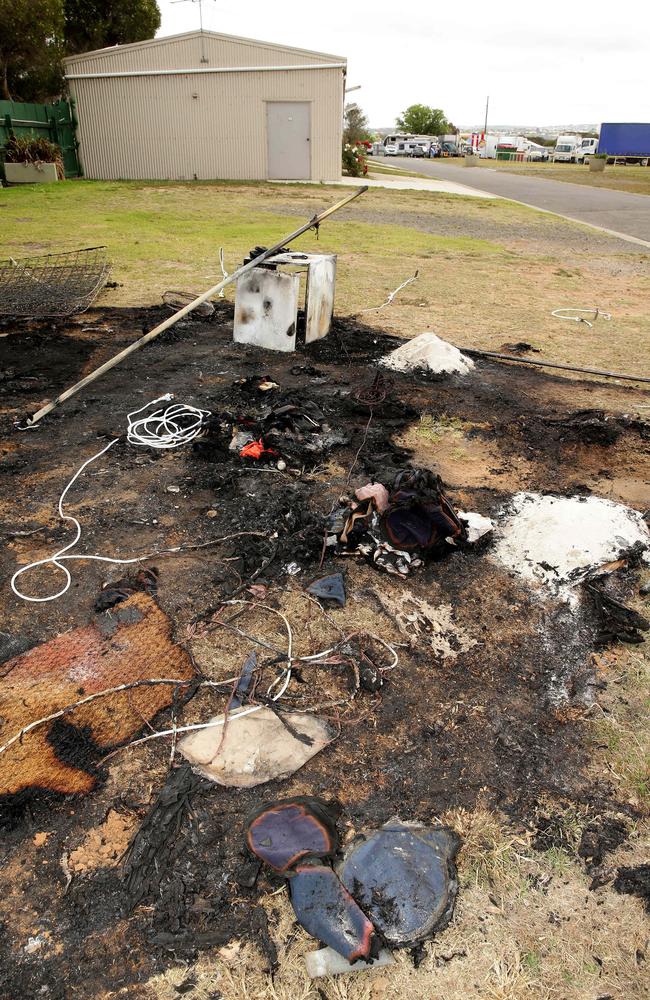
[389, 157, 650, 245]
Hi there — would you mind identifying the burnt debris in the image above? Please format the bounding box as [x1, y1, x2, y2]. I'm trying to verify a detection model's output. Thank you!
[244, 798, 460, 964]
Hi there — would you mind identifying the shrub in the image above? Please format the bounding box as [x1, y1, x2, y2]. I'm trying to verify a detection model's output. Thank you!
[4, 134, 64, 178]
[342, 142, 368, 177]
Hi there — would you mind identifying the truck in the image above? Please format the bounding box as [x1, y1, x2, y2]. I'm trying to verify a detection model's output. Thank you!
[598, 123, 650, 164]
[479, 134, 528, 159]
[438, 133, 461, 156]
[552, 134, 582, 163]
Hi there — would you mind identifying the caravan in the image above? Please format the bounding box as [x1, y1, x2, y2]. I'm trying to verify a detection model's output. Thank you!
[383, 134, 436, 157]
[383, 134, 410, 156]
[576, 137, 598, 162]
[552, 134, 582, 162]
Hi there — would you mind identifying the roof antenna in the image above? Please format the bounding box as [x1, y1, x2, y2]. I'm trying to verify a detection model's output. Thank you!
[171, 0, 216, 63]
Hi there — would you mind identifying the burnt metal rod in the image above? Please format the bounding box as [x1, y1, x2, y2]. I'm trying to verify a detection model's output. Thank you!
[460, 347, 650, 385]
[26, 186, 369, 426]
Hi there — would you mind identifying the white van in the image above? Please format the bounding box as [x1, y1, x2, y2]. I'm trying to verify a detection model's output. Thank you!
[576, 137, 598, 163]
[553, 134, 582, 162]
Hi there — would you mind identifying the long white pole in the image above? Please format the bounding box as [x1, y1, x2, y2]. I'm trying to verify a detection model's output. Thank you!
[26, 186, 368, 426]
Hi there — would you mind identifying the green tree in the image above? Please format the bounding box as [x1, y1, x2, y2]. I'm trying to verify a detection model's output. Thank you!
[64, 0, 161, 55]
[343, 103, 371, 145]
[0, 0, 161, 102]
[0, 0, 64, 101]
[396, 104, 452, 136]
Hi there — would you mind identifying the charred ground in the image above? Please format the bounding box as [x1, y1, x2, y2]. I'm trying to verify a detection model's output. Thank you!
[0, 303, 648, 999]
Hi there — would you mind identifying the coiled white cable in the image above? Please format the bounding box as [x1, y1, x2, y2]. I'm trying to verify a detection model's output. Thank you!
[551, 307, 612, 328]
[10, 395, 211, 603]
[126, 395, 210, 449]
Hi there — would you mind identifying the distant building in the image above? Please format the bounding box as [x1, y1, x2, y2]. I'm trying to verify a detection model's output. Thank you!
[64, 31, 346, 181]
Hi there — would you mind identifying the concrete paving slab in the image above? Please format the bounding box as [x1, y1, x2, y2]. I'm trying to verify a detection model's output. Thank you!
[338, 174, 495, 199]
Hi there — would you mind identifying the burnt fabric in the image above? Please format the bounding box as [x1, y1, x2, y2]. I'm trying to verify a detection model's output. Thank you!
[289, 864, 376, 963]
[382, 470, 465, 552]
[246, 798, 338, 873]
[306, 574, 346, 607]
[0, 592, 195, 798]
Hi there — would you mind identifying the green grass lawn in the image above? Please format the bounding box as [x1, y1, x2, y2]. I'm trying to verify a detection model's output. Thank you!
[0, 179, 502, 295]
[1, 178, 648, 381]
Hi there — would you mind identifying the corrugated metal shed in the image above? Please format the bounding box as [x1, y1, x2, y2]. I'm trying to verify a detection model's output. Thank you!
[64, 31, 346, 181]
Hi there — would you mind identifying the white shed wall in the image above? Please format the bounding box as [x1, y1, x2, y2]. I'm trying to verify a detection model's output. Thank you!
[64, 32, 345, 181]
[68, 68, 344, 180]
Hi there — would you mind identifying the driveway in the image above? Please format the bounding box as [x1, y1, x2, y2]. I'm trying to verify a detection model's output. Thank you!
[389, 157, 650, 245]
[338, 174, 493, 198]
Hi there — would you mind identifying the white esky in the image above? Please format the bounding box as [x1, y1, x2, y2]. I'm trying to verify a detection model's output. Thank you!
[157, 0, 649, 128]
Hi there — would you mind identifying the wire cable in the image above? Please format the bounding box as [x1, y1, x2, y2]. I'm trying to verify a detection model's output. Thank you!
[551, 307, 612, 328]
[10, 395, 210, 603]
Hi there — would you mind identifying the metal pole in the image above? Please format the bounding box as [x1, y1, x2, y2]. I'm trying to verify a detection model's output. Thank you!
[460, 347, 650, 384]
[26, 186, 368, 426]
[484, 96, 489, 135]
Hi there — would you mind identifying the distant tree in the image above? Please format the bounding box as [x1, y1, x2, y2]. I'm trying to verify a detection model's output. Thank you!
[396, 104, 452, 135]
[64, 0, 161, 54]
[343, 103, 371, 145]
[0, 0, 64, 101]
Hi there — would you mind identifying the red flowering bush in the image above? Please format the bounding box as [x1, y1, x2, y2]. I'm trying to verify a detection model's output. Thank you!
[342, 142, 368, 177]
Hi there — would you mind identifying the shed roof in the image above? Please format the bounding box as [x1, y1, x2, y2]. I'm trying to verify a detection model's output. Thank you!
[63, 29, 346, 69]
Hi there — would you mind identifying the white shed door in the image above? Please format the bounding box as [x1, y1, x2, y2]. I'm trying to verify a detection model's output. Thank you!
[267, 102, 311, 180]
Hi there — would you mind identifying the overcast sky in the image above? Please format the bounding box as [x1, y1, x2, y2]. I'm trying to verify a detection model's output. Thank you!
[158, 0, 649, 127]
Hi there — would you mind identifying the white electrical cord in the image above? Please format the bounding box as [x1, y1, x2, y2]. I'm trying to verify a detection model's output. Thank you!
[126, 396, 210, 449]
[551, 307, 612, 328]
[217, 247, 229, 297]
[357, 270, 419, 314]
[10, 395, 210, 604]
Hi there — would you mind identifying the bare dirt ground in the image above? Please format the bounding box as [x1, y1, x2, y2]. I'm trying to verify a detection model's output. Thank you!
[0, 297, 648, 1000]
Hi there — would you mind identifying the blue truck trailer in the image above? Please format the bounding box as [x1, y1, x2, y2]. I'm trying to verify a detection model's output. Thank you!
[598, 123, 650, 164]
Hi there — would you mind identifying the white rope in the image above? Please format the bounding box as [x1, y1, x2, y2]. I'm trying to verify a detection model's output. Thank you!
[99, 605, 401, 757]
[0, 597, 401, 760]
[217, 248, 229, 297]
[551, 307, 612, 329]
[357, 270, 419, 314]
[10, 395, 210, 603]
[99, 600, 296, 757]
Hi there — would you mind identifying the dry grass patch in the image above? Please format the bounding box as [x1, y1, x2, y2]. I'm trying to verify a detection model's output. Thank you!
[585, 642, 650, 810]
[483, 160, 650, 196]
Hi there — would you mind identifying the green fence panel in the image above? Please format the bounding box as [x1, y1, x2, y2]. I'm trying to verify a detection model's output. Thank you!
[0, 99, 81, 179]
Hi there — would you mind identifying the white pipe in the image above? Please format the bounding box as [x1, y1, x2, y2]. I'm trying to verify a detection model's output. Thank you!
[25, 185, 368, 426]
[66, 63, 346, 80]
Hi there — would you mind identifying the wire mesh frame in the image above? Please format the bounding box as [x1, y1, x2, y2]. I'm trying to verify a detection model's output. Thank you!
[0, 246, 111, 318]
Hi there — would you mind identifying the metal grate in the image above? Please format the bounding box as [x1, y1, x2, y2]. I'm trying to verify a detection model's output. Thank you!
[0, 246, 111, 318]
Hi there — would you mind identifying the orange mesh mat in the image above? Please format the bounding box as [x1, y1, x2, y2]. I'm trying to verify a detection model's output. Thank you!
[0, 593, 194, 796]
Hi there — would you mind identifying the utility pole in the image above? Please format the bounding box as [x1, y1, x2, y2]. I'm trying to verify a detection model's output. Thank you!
[484, 95, 489, 134]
